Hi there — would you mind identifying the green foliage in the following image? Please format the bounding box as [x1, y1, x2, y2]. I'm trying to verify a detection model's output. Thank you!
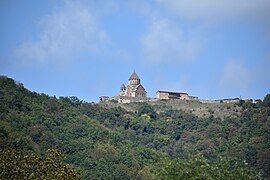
[59, 96, 83, 107]
[137, 102, 157, 119]
[0, 148, 79, 179]
[156, 156, 259, 180]
[0, 76, 268, 179]
[263, 94, 270, 107]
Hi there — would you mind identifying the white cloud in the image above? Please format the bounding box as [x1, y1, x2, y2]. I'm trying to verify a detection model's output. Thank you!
[253, 58, 270, 88]
[219, 60, 251, 92]
[16, 0, 110, 64]
[141, 18, 201, 64]
[157, 0, 270, 23]
[219, 58, 270, 98]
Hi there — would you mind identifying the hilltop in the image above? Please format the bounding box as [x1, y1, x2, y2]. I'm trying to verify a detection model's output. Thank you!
[0, 75, 269, 179]
[101, 98, 242, 119]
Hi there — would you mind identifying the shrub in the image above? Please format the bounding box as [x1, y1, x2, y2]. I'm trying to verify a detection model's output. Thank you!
[0, 148, 79, 179]
[137, 103, 157, 119]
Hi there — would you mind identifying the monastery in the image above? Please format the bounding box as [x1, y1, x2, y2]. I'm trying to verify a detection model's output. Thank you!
[118, 71, 147, 98]
[99, 71, 148, 103]
[99, 71, 241, 104]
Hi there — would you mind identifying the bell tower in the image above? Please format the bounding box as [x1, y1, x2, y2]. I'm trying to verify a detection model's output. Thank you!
[128, 71, 140, 85]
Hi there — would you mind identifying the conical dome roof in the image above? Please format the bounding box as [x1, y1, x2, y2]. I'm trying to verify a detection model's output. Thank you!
[120, 83, 126, 89]
[129, 71, 140, 80]
[121, 83, 126, 88]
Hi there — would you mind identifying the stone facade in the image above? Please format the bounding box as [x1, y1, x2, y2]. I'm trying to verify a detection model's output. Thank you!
[118, 71, 147, 98]
[99, 96, 109, 102]
[156, 91, 189, 100]
[189, 96, 199, 100]
[99, 72, 247, 104]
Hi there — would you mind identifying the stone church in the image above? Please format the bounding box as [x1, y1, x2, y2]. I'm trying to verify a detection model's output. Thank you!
[118, 71, 147, 98]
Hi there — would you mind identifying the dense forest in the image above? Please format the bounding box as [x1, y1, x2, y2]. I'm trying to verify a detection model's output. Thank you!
[0, 75, 269, 179]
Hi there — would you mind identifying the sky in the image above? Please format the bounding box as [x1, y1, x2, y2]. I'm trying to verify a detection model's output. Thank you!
[0, 0, 269, 102]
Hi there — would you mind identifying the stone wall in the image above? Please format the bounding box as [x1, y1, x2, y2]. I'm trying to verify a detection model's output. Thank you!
[157, 91, 170, 99]
[180, 93, 189, 100]
[199, 98, 240, 104]
[108, 96, 156, 104]
[156, 91, 189, 100]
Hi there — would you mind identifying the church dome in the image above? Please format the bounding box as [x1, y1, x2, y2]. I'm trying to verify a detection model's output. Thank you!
[120, 84, 126, 88]
[129, 71, 140, 80]
[120, 83, 126, 91]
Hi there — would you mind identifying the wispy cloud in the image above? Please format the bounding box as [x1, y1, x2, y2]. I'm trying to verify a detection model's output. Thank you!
[219, 58, 270, 98]
[157, 0, 270, 23]
[141, 18, 202, 64]
[252, 57, 270, 89]
[15, 0, 111, 65]
[219, 60, 250, 92]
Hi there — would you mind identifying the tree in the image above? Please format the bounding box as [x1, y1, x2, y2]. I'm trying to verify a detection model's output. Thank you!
[263, 94, 270, 107]
[137, 103, 157, 119]
[156, 156, 259, 180]
[0, 148, 79, 179]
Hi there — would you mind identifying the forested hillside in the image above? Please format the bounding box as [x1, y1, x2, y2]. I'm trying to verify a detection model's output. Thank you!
[0, 75, 269, 179]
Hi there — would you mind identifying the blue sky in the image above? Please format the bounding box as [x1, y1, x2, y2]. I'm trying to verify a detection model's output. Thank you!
[0, 0, 269, 102]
